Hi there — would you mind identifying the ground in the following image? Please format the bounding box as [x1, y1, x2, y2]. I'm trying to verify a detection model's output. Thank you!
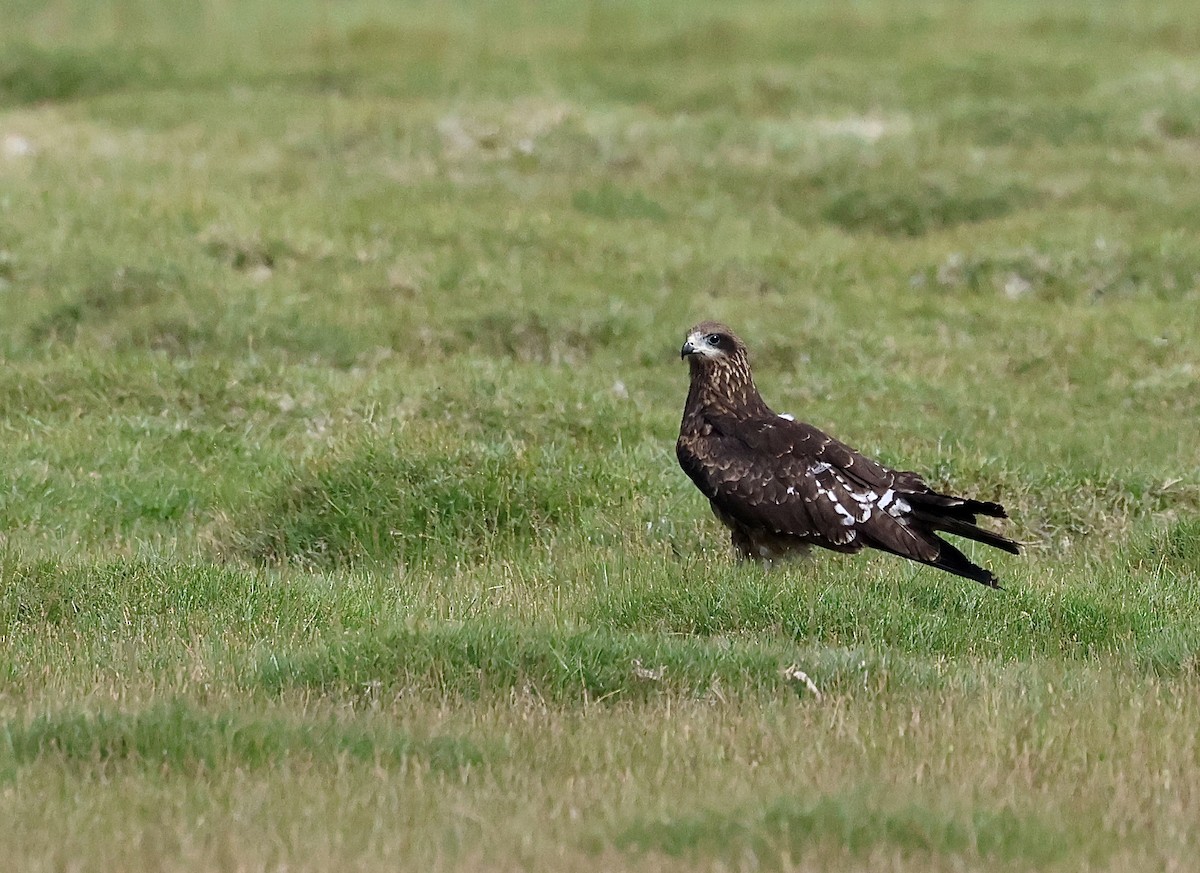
[1, 1, 1199, 870]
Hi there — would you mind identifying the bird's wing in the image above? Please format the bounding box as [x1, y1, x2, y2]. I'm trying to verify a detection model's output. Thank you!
[683, 415, 942, 560]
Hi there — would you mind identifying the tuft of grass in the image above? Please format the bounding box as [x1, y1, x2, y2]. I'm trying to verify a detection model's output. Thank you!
[940, 102, 1124, 147]
[585, 551, 1200, 666]
[257, 621, 800, 702]
[572, 183, 668, 222]
[1137, 518, 1200, 569]
[773, 158, 1039, 238]
[820, 175, 1036, 238]
[0, 43, 170, 105]
[27, 266, 190, 347]
[441, 310, 640, 364]
[232, 435, 631, 568]
[258, 618, 1079, 704]
[913, 243, 1200, 302]
[0, 556, 373, 643]
[609, 791, 1081, 866]
[199, 226, 298, 272]
[0, 701, 483, 778]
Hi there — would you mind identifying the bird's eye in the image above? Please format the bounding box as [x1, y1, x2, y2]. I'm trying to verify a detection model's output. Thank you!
[706, 333, 722, 346]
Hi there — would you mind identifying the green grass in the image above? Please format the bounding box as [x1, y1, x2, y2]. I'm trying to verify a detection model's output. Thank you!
[0, 701, 484, 777]
[2, 0, 1200, 869]
[610, 791, 1081, 866]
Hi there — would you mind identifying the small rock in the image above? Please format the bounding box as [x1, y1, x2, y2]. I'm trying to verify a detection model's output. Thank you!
[3, 135, 35, 159]
[1002, 273, 1032, 300]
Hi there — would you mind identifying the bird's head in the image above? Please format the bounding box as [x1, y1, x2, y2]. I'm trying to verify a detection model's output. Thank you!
[679, 321, 767, 415]
[680, 321, 749, 368]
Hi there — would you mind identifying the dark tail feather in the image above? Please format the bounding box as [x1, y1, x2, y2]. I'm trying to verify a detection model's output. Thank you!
[962, 499, 1007, 519]
[927, 537, 1002, 589]
[914, 513, 1022, 555]
[865, 489, 1016, 588]
[908, 491, 1008, 521]
[906, 490, 1019, 555]
[861, 532, 1003, 589]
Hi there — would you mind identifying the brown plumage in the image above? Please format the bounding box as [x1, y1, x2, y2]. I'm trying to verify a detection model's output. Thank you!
[676, 321, 1019, 588]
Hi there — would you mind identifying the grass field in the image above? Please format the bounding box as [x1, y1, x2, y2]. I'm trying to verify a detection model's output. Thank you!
[2, 1, 1200, 869]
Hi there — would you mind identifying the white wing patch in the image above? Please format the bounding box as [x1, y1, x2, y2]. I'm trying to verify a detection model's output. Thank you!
[781, 459, 917, 545]
[778, 413, 795, 421]
[877, 487, 911, 521]
[804, 463, 911, 539]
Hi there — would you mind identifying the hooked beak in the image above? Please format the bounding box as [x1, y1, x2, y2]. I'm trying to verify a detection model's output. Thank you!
[680, 338, 697, 359]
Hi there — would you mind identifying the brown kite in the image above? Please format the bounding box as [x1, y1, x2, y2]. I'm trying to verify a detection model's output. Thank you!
[676, 321, 1019, 587]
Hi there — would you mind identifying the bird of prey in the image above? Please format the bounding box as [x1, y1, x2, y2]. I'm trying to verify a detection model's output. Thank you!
[676, 321, 1019, 587]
